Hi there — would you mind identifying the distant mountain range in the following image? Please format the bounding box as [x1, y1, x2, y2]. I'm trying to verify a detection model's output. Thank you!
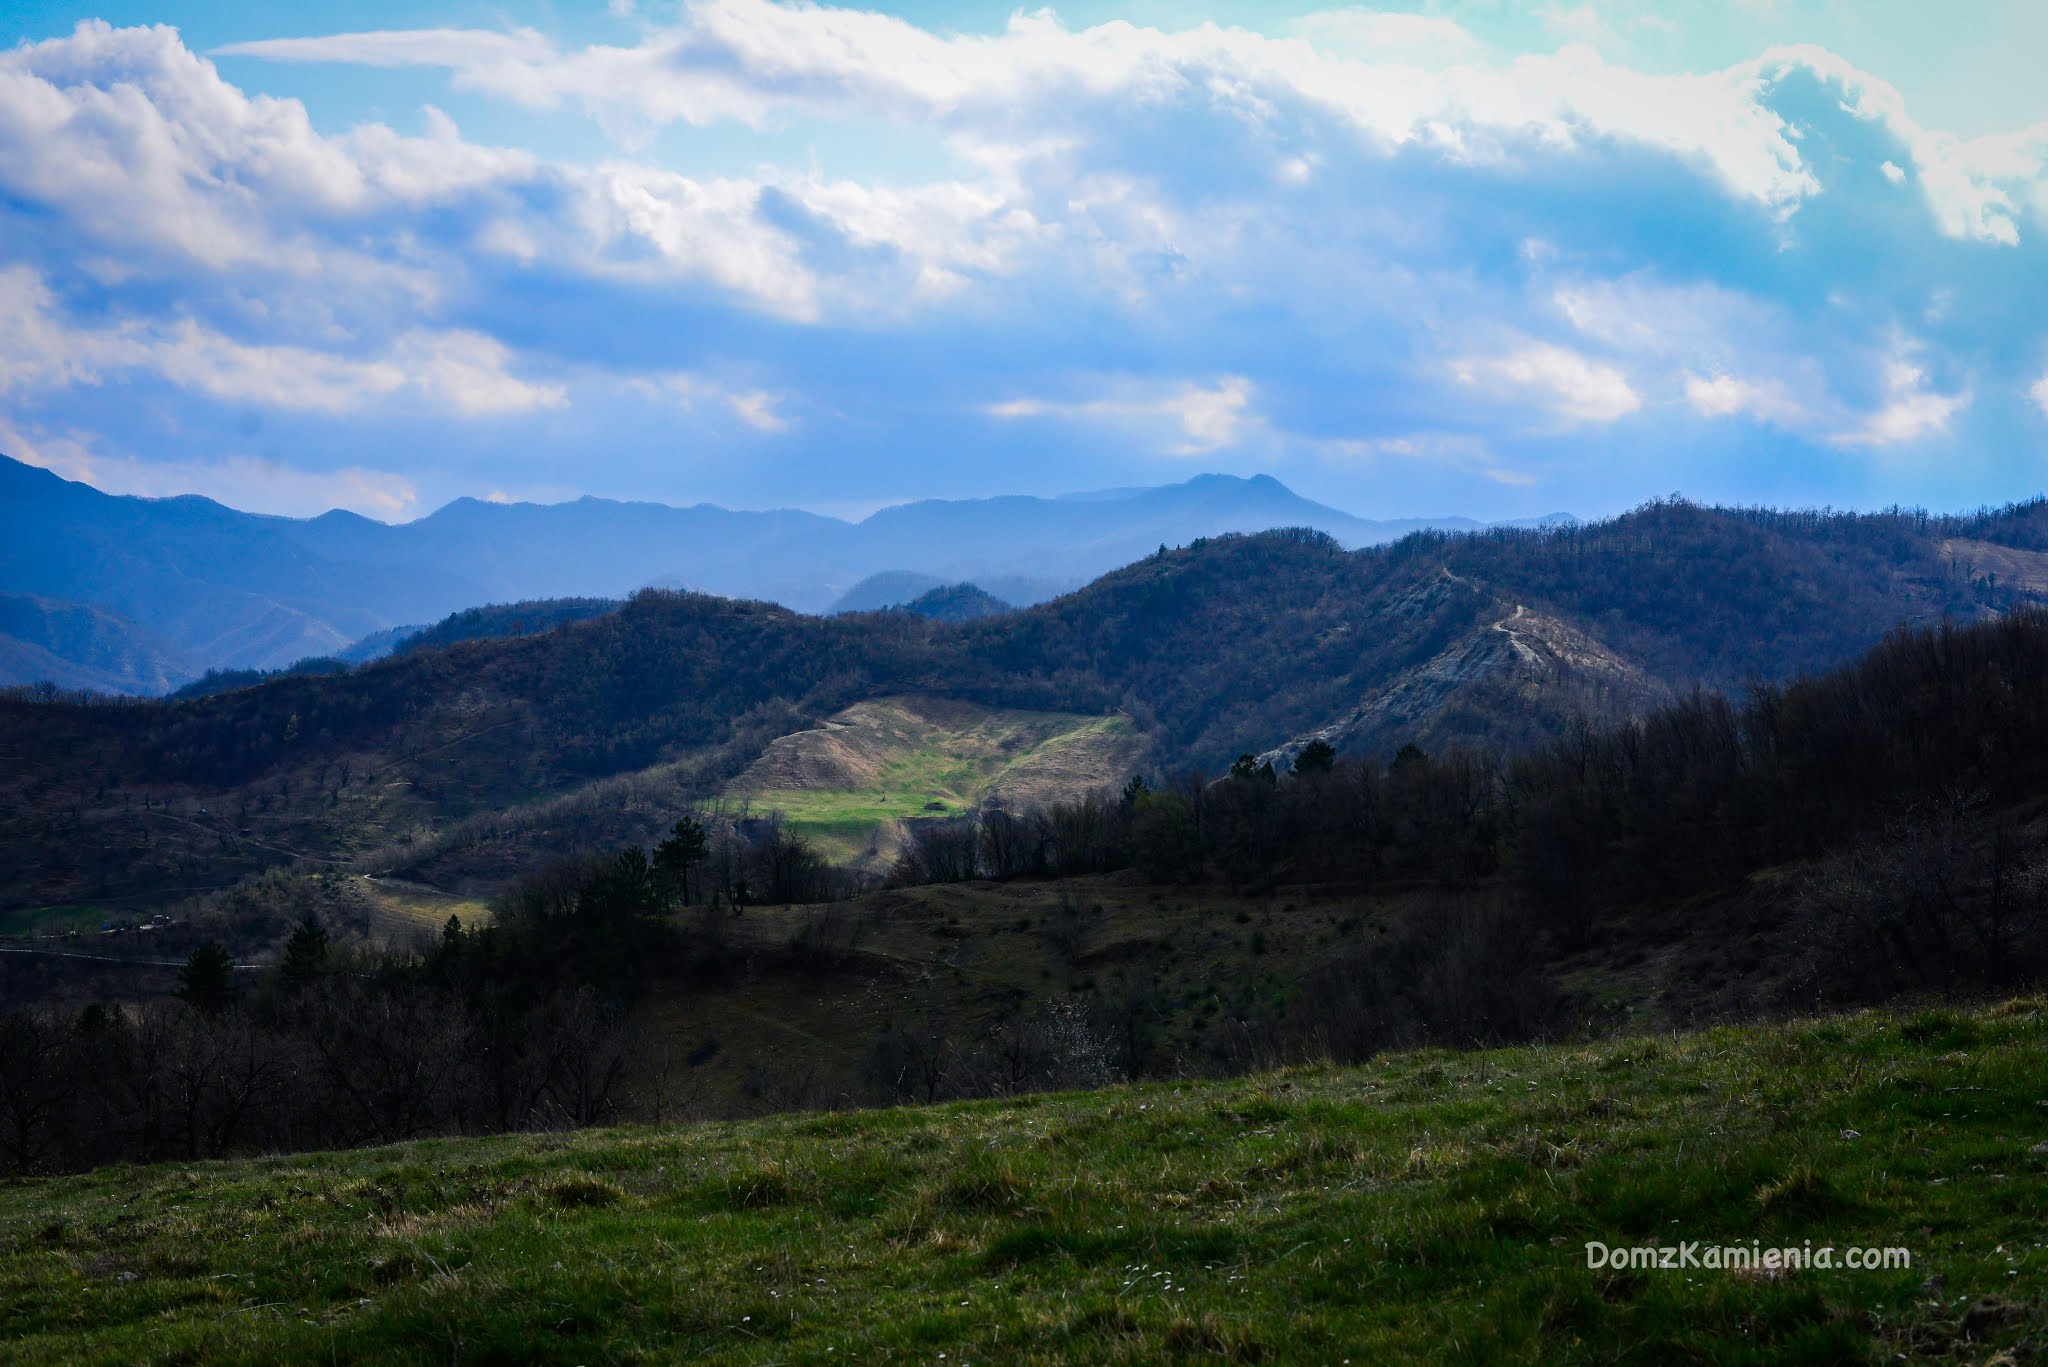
[0, 454, 1568, 691]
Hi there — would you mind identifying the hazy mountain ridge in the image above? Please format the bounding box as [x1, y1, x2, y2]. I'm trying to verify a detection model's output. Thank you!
[164, 599, 628, 700]
[0, 593, 199, 695]
[0, 456, 1559, 687]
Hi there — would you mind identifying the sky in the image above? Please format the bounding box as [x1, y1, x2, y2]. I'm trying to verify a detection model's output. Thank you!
[2, 2, 2046, 523]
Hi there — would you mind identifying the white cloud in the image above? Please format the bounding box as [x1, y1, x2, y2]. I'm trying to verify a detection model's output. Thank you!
[0, 265, 562, 415]
[218, 6, 2048, 251]
[1453, 342, 1641, 423]
[1832, 354, 1969, 447]
[1553, 277, 1782, 359]
[215, 27, 557, 85]
[0, 23, 814, 322]
[2032, 369, 2048, 419]
[986, 376, 1255, 454]
[784, 173, 1048, 300]
[0, 22, 364, 270]
[1766, 44, 2048, 246]
[215, 2, 1833, 214]
[575, 165, 818, 319]
[390, 331, 568, 416]
[635, 372, 794, 433]
[1683, 371, 1804, 425]
[727, 390, 791, 433]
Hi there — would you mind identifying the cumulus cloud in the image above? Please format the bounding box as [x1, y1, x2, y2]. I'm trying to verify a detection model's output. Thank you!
[1684, 372, 1806, 425]
[1767, 43, 2048, 246]
[0, 265, 562, 415]
[1453, 343, 1642, 424]
[218, 1, 1831, 213]
[219, 4, 2048, 255]
[1832, 354, 1970, 447]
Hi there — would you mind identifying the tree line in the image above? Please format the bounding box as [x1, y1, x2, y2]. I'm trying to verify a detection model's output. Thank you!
[896, 609, 2048, 999]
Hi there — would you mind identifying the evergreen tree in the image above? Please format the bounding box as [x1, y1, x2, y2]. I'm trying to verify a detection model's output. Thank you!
[1230, 753, 1277, 784]
[654, 816, 710, 907]
[1292, 739, 1337, 776]
[179, 942, 237, 1015]
[277, 916, 330, 993]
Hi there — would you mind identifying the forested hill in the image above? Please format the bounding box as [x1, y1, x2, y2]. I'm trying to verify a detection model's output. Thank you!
[1, 497, 2038, 910]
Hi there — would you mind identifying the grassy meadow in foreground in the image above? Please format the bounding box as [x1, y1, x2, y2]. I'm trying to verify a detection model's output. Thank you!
[2, 999, 2045, 1364]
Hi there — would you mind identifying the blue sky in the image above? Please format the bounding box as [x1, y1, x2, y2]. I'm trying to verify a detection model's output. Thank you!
[2, 2, 2046, 522]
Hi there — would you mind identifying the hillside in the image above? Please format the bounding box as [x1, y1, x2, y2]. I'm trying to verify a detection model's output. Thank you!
[0, 594, 198, 696]
[2, 998, 2041, 1363]
[0, 499, 2032, 913]
[389, 597, 623, 658]
[165, 598, 625, 701]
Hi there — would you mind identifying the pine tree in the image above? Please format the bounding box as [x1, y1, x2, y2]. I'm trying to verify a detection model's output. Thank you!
[278, 916, 330, 993]
[654, 816, 710, 907]
[179, 942, 237, 1015]
[1292, 739, 1337, 776]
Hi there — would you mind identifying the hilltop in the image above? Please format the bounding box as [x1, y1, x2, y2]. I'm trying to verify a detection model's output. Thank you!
[1, 997, 2041, 1363]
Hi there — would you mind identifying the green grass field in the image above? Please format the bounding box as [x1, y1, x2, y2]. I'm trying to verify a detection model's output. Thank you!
[0, 903, 124, 937]
[729, 699, 1143, 864]
[357, 875, 492, 936]
[4, 998, 2043, 1363]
